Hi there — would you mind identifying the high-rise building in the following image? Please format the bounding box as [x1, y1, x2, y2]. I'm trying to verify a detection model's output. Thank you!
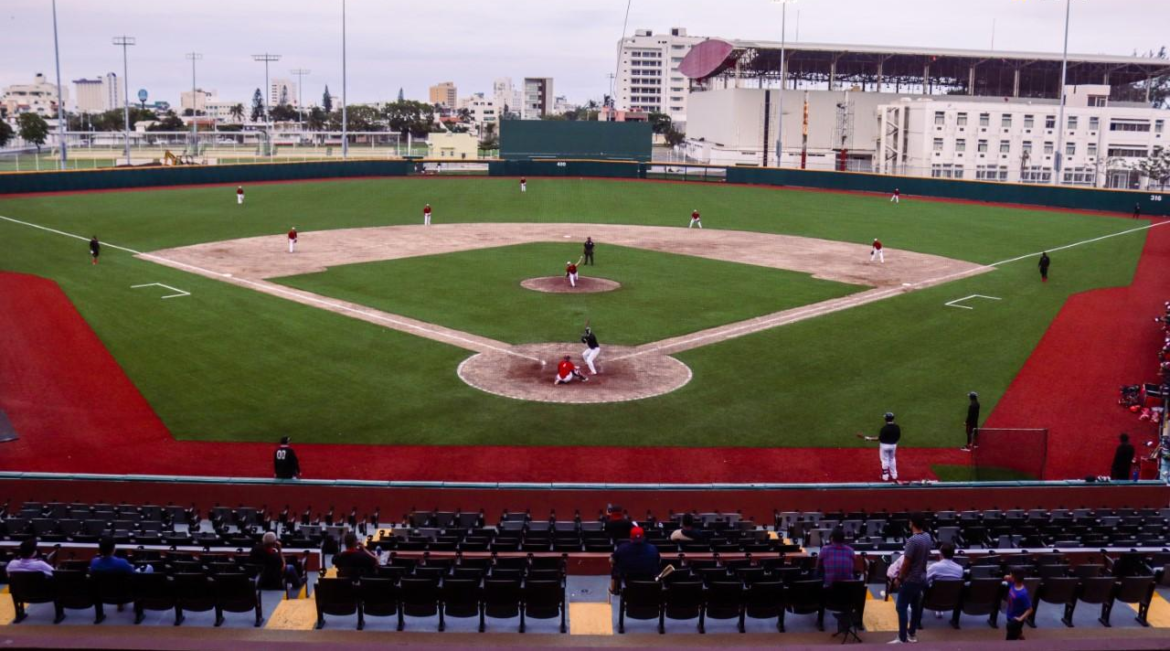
[522, 77, 553, 120]
[1, 73, 68, 117]
[269, 78, 296, 107]
[104, 72, 124, 112]
[429, 82, 457, 108]
[492, 78, 522, 117]
[73, 78, 105, 113]
[615, 27, 704, 124]
[180, 89, 216, 113]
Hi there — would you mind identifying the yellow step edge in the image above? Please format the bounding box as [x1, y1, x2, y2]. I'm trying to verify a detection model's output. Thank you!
[1126, 591, 1170, 628]
[0, 594, 16, 626]
[266, 598, 317, 630]
[863, 597, 899, 632]
[569, 602, 613, 636]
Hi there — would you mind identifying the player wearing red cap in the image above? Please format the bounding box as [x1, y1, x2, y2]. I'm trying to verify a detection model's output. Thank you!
[553, 355, 588, 385]
[689, 209, 703, 229]
[288, 227, 298, 253]
[869, 238, 884, 263]
[520, 177, 527, 193]
[565, 260, 579, 287]
[890, 187, 901, 204]
[236, 185, 245, 205]
[423, 204, 432, 226]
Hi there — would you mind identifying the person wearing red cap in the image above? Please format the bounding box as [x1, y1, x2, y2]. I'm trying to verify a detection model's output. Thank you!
[610, 524, 660, 595]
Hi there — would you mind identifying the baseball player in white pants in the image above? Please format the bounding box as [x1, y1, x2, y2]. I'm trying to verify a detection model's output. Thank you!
[870, 239, 884, 263]
[287, 227, 298, 253]
[581, 327, 601, 375]
[858, 412, 901, 481]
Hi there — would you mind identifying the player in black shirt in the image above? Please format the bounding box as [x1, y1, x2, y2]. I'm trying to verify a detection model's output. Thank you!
[962, 392, 980, 452]
[89, 236, 100, 265]
[581, 326, 601, 374]
[858, 412, 901, 481]
[583, 237, 595, 265]
[1038, 252, 1050, 282]
[274, 436, 300, 479]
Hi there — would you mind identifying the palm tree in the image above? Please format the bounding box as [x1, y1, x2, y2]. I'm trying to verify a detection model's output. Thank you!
[229, 103, 245, 123]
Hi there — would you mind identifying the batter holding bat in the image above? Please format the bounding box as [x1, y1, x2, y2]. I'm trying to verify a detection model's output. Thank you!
[857, 412, 901, 482]
[581, 325, 601, 375]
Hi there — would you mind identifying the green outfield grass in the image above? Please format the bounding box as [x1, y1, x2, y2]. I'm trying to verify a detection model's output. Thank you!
[0, 177, 1148, 448]
[275, 243, 863, 346]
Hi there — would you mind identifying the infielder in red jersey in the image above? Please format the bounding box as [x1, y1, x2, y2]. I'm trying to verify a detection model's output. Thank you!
[423, 204, 432, 226]
[236, 185, 245, 205]
[554, 355, 588, 385]
[520, 177, 527, 193]
[869, 238, 884, 263]
[288, 227, 298, 253]
[565, 260, 579, 287]
[689, 209, 702, 229]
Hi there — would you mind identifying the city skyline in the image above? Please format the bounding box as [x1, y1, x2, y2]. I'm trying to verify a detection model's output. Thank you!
[2, 0, 1169, 109]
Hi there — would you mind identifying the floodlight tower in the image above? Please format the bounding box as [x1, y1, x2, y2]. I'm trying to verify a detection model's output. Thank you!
[51, 0, 68, 169]
[771, 0, 798, 169]
[291, 68, 311, 130]
[252, 53, 282, 158]
[113, 36, 136, 166]
[186, 52, 203, 145]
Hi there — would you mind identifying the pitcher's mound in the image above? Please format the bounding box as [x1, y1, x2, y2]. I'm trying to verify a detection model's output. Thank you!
[457, 343, 691, 404]
[521, 276, 621, 294]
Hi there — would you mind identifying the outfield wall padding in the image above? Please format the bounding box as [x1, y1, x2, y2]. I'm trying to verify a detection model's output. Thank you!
[727, 166, 1170, 217]
[0, 160, 410, 195]
[499, 121, 652, 162]
[488, 159, 643, 179]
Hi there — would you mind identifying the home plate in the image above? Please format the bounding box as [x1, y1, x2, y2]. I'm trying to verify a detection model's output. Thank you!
[563, 235, 571, 238]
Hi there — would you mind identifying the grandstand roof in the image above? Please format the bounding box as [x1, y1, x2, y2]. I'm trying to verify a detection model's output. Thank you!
[680, 40, 1170, 102]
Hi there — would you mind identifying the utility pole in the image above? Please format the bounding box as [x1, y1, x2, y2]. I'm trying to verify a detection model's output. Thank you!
[1052, 0, 1072, 186]
[291, 68, 311, 131]
[771, 0, 797, 169]
[113, 36, 136, 166]
[186, 52, 203, 151]
[341, 0, 349, 159]
[52, 0, 67, 169]
[252, 53, 282, 159]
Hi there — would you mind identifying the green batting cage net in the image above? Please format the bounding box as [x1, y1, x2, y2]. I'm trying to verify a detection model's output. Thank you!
[971, 428, 1050, 481]
[499, 121, 653, 162]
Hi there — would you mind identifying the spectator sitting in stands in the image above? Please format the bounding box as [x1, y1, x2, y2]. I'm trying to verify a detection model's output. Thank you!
[90, 536, 150, 574]
[610, 525, 660, 595]
[6, 537, 55, 576]
[669, 513, 710, 542]
[604, 504, 633, 542]
[332, 531, 378, 577]
[815, 526, 856, 587]
[250, 531, 302, 590]
[927, 542, 964, 617]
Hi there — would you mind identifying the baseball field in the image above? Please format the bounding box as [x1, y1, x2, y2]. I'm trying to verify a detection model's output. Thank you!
[0, 175, 1163, 482]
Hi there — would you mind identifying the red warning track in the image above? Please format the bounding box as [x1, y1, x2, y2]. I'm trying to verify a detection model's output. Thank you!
[983, 221, 1170, 479]
[0, 271, 969, 483]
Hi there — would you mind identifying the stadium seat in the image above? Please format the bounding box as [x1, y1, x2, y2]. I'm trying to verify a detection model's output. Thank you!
[399, 577, 441, 630]
[314, 577, 359, 629]
[481, 578, 522, 632]
[956, 578, 1005, 629]
[522, 579, 567, 633]
[619, 580, 664, 634]
[1107, 576, 1157, 627]
[1068, 576, 1116, 626]
[920, 579, 964, 629]
[439, 577, 481, 631]
[130, 572, 177, 625]
[172, 573, 216, 626]
[52, 570, 102, 624]
[784, 579, 824, 630]
[7, 571, 57, 623]
[356, 577, 399, 630]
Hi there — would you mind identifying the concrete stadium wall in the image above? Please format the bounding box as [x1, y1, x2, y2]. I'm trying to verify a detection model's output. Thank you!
[728, 166, 1170, 217]
[0, 159, 410, 195]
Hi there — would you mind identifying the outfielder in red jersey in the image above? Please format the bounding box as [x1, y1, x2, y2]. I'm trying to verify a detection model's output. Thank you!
[520, 177, 527, 193]
[288, 227, 298, 253]
[869, 238, 884, 263]
[236, 185, 245, 205]
[689, 209, 702, 229]
[423, 204, 432, 226]
[890, 188, 900, 204]
[565, 261, 579, 287]
[554, 355, 588, 385]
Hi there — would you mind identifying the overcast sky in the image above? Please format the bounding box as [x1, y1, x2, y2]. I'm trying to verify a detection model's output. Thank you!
[2, 0, 1168, 107]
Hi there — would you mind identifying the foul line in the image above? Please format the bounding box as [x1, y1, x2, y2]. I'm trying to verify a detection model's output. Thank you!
[0, 213, 539, 363]
[987, 221, 1170, 267]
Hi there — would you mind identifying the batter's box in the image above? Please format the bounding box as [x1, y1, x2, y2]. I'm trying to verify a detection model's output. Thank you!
[945, 294, 1002, 310]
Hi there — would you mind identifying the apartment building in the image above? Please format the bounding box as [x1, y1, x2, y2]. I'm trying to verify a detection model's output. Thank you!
[430, 82, 457, 108]
[1, 73, 68, 117]
[523, 77, 553, 120]
[615, 27, 704, 124]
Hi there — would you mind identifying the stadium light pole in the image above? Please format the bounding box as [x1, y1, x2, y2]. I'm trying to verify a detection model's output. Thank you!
[341, 0, 348, 159]
[51, 0, 68, 170]
[291, 68, 311, 131]
[252, 53, 282, 159]
[113, 36, 136, 166]
[186, 52, 203, 147]
[1051, 0, 1072, 186]
[771, 0, 797, 169]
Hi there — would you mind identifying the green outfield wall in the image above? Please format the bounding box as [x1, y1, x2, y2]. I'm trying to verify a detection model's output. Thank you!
[0, 159, 410, 195]
[499, 121, 652, 162]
